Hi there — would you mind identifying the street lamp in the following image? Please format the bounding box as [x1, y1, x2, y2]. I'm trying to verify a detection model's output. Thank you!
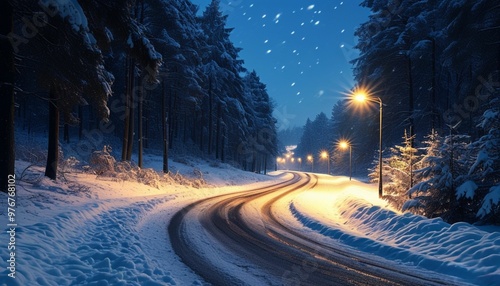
[338, 140, 352, 181]
[320, 151, 330, 175]
[307, 155, 314, 172]
[297, 158, 302, 171]
[352, 89, 384, 197]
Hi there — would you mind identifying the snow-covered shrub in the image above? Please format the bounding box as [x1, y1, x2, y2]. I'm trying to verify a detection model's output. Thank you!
[89, 145, 116, 175]
[60, 156, 80, 172]
[167, 171, 191, 185]
[114, 160, 136, 181]
[191, 168, 206, 189]
[138, 168, 161, 188]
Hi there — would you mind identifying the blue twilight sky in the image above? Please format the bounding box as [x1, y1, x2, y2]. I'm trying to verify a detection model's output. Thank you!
[192, 0, 371, 130]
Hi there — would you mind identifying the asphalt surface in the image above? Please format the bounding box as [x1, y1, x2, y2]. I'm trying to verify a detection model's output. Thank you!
[168, 172, 466, 286]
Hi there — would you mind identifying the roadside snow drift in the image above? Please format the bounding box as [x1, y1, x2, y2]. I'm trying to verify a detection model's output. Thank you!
[290, 175, 500, 285]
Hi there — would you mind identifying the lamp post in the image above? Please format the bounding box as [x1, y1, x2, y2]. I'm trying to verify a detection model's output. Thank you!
[321, 151, 330, 175]
[307, 155, 314, 172]
[353, 90, 384, 197]
[339, 140, 352, 181]
[298, 158, 302, 171]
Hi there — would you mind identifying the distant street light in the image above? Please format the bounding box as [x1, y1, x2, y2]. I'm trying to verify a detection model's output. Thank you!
[352, 88, 384, 197]
[320, 151, 330, 175]
[297, 158, 302, 171]
[338, 140, 352, 181]
[307, 155, 314, 172]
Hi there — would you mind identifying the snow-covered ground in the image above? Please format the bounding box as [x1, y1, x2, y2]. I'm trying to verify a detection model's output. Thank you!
[1, 154, 499, 285]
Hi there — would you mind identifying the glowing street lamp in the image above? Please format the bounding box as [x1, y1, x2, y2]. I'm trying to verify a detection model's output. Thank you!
[297, 157, 302, 170]
[351, 88, 384, 197]
[307, 155, 314, 172]
[338, 140, 352, 181]
[320, 151, 330, 175]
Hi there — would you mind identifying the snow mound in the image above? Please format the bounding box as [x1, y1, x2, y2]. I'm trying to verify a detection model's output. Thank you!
[0, 183, 176, 285]
[290, 183, 500, 285]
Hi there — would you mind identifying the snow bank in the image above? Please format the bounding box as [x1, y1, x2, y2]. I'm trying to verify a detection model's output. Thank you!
[0, 156, 280, 286]
[290, 176, 500, 285]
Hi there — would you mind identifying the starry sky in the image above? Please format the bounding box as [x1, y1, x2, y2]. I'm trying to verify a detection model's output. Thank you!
[192, 0, 371, 130]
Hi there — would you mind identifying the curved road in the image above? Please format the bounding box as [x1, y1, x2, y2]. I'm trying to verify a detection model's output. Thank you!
[168, 172, 460, 286]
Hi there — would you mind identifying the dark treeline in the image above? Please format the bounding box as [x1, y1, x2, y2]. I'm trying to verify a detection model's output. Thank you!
[295, 0, 500, 224]
[0, 0, 278, 191]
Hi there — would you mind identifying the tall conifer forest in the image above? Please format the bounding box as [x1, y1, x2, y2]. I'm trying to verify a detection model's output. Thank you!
[0, 0, 278, 192]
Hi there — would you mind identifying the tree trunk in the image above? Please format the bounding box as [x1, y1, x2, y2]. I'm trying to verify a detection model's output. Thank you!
[408, 56, 415, 144]
[0, 1, 15, 192]
[221, 125, 225, 162]
[64, 122, 70, 143]
[122, 57, 131, 161]
[138, 81, 143, 168]
[45, 85, 60, 180]
[162, 82, 169, 173]
[208, 78, 213, 155]
[252, 152, 256, 173]
[264, 154, 267, 175]
[199, 109, 204, 151]
[126, 59, 135, 161]
[168, 88, 174, 148]
[215, 103, 221, 159]
[78, 105, 83, 140]
[430, 37, 437, 131]
[144, 94, 149, 149]
[183, 112, 188, 143]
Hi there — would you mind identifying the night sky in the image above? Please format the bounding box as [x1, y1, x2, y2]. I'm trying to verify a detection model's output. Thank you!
[192, 0, 371, 130]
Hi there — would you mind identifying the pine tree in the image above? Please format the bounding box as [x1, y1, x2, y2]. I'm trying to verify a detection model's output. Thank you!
[241, 71, 277, 172]
[406, 129, 471, 222]
[382, 130, 419, 210]
[199, 0, 247, 163]
[469, 92, 500, 223]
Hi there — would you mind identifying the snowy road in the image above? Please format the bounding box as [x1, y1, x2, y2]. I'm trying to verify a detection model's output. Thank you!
[169, 172, 459, 286]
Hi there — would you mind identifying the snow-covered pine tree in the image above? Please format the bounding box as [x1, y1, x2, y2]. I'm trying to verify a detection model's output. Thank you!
[405, 129, 471, 222]
[296, 118, 314, 160]
[147, 0, 205, 153]
[199, 0, 250, 164]
[242, 71, 277, 173]
[469, 92, 500, 224]
[382, 130, 419, 210]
